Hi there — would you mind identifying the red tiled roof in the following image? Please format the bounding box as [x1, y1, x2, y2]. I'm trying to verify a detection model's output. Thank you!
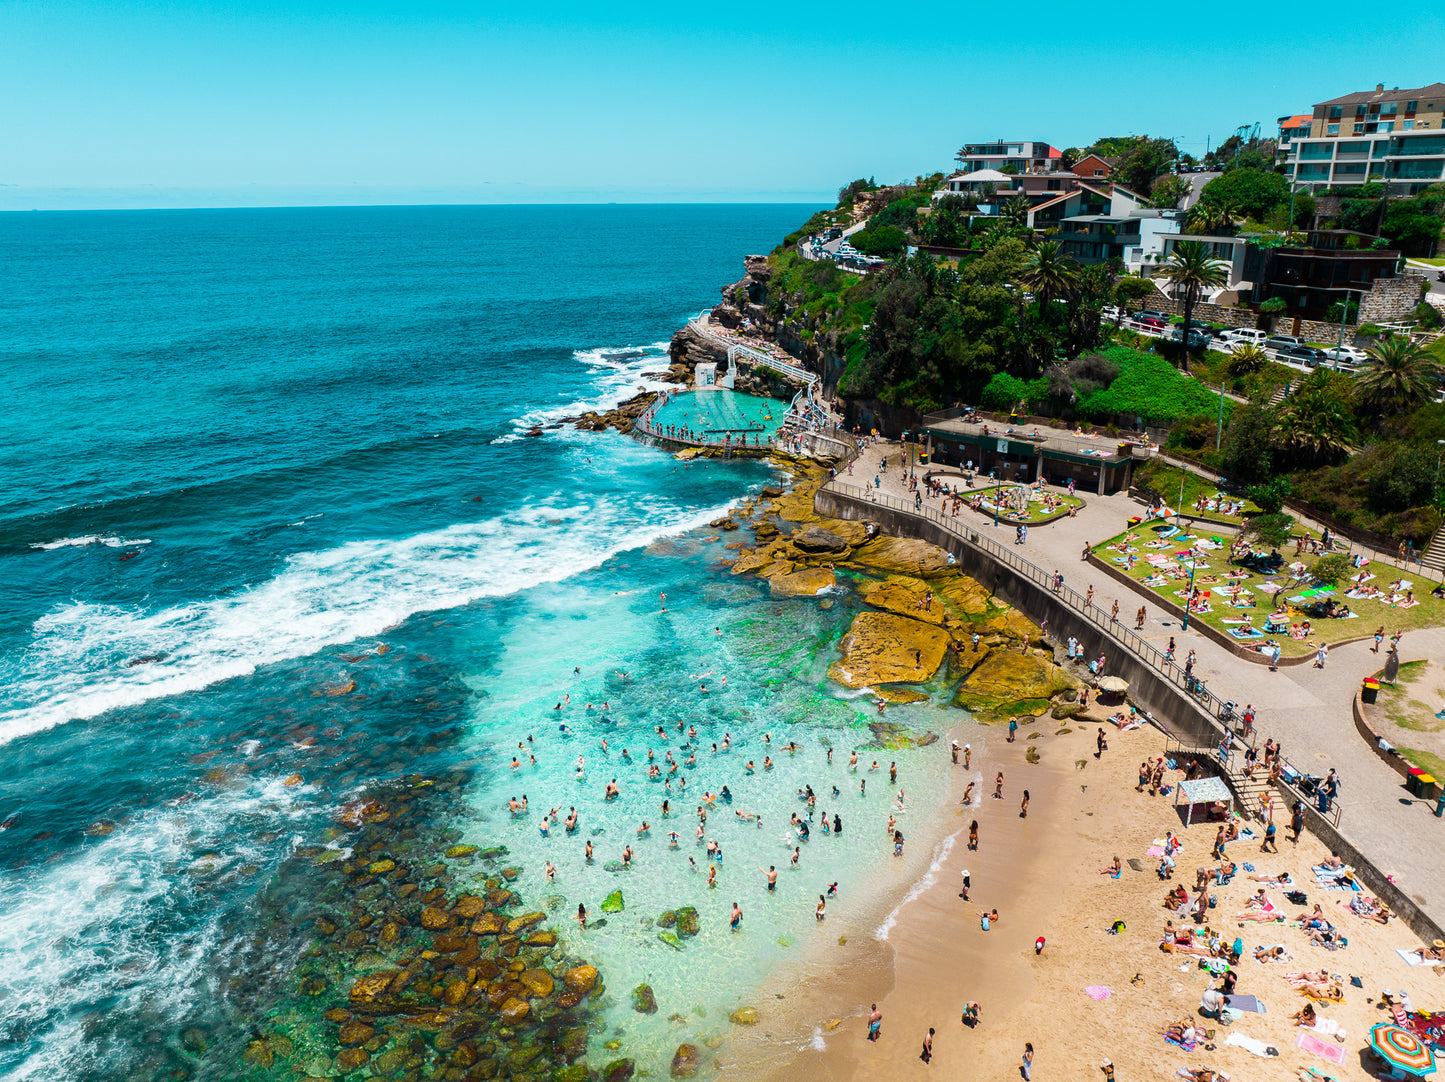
[1048, 146, 1062, 158]
[1279, 114, 1311, 129]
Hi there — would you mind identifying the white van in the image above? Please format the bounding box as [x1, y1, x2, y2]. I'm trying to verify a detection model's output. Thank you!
[1218, 328, 1268, 347]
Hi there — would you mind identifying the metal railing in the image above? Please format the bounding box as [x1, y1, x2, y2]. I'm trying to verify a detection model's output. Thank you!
[824, 478, 1346, 826]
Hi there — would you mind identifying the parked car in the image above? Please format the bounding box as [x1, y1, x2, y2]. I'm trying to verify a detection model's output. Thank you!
[1136, 316, 1168, 329]
[1276, 344, 1328, 365]
[1320, 345, 1369, 366]
[1101, 305, 1123, 321]
[1134, 310, 1168, 323]
[1169, 328, 1212, 349]
[1218, 328, 1268, 347]
[1263, 334, 1305, 352]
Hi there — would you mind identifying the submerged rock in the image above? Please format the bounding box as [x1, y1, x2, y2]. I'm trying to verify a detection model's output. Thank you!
[633, 983, 658, 1014]
[671, 1043, 701, 1078]
[768, 567, 835, 598]
[603, 1058, 637, 1082]
[728, 1006, 759, 1025]
[952, 652, 1080, 720]
[674, 906, 700, 937]
[600, 890, 625, 913]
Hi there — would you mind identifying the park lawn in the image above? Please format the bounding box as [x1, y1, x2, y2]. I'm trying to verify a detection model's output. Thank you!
[1131, 462, 1260, 525]
[965, 485, 1085, 523]
[1090, 520, 1445, 658]
[1402, 748, 1445, 779]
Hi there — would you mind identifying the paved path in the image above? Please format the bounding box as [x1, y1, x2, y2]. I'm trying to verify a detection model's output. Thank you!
[839, 442, 1445, 919]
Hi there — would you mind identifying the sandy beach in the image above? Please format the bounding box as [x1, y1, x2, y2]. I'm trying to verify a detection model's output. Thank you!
[717, 709, 1441, 1082]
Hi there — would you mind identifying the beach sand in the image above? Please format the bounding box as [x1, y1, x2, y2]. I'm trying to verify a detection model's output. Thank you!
[722, 715, 1441, 1081]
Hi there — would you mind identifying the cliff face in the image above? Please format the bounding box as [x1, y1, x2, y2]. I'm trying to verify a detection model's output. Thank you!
[669, 252, 849, 396]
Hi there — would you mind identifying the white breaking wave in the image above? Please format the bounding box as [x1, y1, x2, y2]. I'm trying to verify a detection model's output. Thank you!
[0, 495, 737, 745]
[874, 829, 960, 941]
[30, 535, 152, 551]
[0, 776, 314, 1080]
[494, 342, 674, 443]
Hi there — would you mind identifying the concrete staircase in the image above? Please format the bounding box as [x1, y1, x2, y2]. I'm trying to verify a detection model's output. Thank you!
[1267, 383, 1290, 407]
[1422, 525, 1445, 577]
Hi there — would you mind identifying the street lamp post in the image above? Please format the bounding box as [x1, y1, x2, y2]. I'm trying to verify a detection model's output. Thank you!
[1435, 439, 1445, 495]
[1181, 552, 1198, 632]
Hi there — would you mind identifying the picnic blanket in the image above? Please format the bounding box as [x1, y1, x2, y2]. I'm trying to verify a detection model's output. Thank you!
[1258, 581, 1283, 595]
[1398, 948, 1442, 966]
[1085, 985, 1111, 1000]
[1225, 994, 1266, 1013]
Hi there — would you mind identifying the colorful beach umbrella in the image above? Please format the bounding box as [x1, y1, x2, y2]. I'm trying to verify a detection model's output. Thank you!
[1097, 676, 1129, 694]
[1371, 1022, 1437, 1076]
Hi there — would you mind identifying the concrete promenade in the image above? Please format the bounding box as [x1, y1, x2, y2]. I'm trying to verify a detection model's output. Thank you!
[836, 441, 1445, 923]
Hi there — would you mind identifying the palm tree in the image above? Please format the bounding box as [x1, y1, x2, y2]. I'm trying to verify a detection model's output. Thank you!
[999, 196, 1031, 234]
[1227, 343, 1269, 377]
[1016, 241, 1081, 310]
[1271, 372, 1357, 466]
[1155, 241, 1228, 372]
[1187, 197, 1237, 236]
[1357, 336, 1444, 415]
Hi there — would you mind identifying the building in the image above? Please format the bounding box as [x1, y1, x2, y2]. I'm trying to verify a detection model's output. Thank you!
[1280, 82, 1445, 193]
[1254, 230, 1403, 320]
[1070, 154, 1116, 179]
[1051, 187, 1181, 265]
[955, 140, 1062, 174]
[1152, 234, 1266, 301]
[1275, 114, 1312, 165]
[919, 414, 1144, 494]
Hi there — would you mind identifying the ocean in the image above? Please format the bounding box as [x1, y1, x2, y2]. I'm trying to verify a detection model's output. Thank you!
[0, 204, 970, 1081]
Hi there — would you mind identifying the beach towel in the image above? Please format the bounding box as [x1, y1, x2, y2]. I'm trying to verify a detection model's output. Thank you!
[1085, 985, 1111, 1000]
[1397, 948, 1439, 967]
[1296, 1032, 1346, 1065]
[1225, 994, 1266, 1013]
[1225, 1033, 1279, 1057]
[1309, 1018, 1346, 1039]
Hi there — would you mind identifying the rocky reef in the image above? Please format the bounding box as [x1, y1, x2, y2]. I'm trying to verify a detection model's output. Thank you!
[724, 466, 1081, 726]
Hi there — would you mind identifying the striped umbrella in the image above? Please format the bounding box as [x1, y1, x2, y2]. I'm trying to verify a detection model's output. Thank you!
[1371, 1022, 1437, 1076]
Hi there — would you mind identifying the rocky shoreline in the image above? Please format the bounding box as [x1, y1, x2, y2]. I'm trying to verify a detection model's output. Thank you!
[723, 467, 1085, 727]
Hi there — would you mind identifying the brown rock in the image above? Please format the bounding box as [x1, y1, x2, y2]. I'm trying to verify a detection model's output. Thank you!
[504, 912, 544, 935]
[338, 1021, 375, 1046]
[562, 964, 598, 994]
[337, 1047, 370, 1071]
[432, 933, 469, 952]
[470, 912, 507, 936]
[671, 1043, 701, 1078]
[768, 567, 836, 598]
[827, 611, 951, 688]
[323, 1008, 352, 1025]
[442, 979, 470, 1006]
[518, 968, 554, 998]
[452, 894, 487, 919]
[420, 906, 451, 930]
[499, 996, 531, 1025]
[525, 930, 557, 947]
[349, 972, 398, 1002]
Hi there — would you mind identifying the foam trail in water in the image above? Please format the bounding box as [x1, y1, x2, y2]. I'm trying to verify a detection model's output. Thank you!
[0, 495, 738, 745]
[495, 343, 673, 442]
[30, 535, 152, 551]
[874, 829, 959, 941]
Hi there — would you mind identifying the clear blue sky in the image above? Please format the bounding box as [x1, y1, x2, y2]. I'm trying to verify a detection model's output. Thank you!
[4, 0, 1442, 209]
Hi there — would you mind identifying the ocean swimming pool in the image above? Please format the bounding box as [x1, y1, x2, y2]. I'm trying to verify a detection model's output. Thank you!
[647, 389, 788, 443]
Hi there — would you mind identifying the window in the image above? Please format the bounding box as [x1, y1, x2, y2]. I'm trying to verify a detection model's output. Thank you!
[1329, 106, 1343, 119]
[1404, 121, 1415, 131]
[1335, 141, 1369, 154]
[1333, 163, 1367, 175]
[1354, 123, 1365, 134]
[1382, 122, 1395, 133]
[1381, 102, 1398, 116]
[1326, 124, 1340, 135]
[1408, 101, 1419, 111]
[1299, 142, 1335, 160]
[1093, 169, 1103, 176]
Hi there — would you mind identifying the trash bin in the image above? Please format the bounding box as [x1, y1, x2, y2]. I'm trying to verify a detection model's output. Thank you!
[1420, 775, 1438, 801]
[1407, 768, 1427, 797]
[1361, 678, 1380, 705]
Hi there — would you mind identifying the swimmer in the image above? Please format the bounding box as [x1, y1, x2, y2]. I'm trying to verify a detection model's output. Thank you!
[622, 845, 633, 868]
[577, 902, 587, 929]
[637, 821, 650, 835]
[605, 778, 620, 799]
[545, 860, 555, 881]
[960, 782, 975, 806]
[763, 756, 773, 770]
[585, 840, 593, 862]
[667, 831, 680, 847]
[708, 864, 717, 888]
[826, 881, 838, 896]
[761, 865, 778, 891]
[745, 761, 755, 774]
[849, 750, 859, 770]
[731, 902, 743, 930]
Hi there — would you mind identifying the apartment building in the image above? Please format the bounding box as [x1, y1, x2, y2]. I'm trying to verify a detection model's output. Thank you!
[955, 140, 1062, 174]
[1280, 82, 1445, 193]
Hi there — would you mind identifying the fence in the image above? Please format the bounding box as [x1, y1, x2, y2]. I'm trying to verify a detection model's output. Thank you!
[819, 479, 1344, 828]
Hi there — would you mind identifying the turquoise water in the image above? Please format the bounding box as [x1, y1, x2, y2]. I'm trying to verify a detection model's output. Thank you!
[648, 389, 787, 443]
[0, 204, 974, 1081]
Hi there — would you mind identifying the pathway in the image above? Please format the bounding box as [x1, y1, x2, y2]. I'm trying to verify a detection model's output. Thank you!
[838, 441, 1445, 921]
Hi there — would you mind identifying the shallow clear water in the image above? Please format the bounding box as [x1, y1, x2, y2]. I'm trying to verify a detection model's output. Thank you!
[0, 203, 976, 1080]
[648, 388, 787, 443]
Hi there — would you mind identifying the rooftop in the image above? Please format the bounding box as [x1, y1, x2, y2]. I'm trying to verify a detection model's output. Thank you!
[1278, 114, 1312, 129]
[922, 415, 1135, 465]
[1316, 82, 1445, 108]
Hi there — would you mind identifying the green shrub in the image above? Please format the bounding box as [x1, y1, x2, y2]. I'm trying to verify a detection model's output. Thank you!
[852, 226, 907, 257]
[1074, 347, 1228, 425]
[1311, 553, 1352, 586]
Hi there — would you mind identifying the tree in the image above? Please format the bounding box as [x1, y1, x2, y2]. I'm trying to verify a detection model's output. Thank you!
[852, 226, 907, 257]
[1227, 343, 1269, 376]
[1107, 137, 1179, 193]
[920, 195, 968, 248]
[1198, 168, 1291, 222]
[1357, 336, 1444, 416]
[1219, 403, 1276, 483]
[1016, 242, 1080, 312]
[1187, 197, 1238, 236]
[1150, 174, 1188, 210]
[1271, 371, 1357, 467]
[1059, 148, 1082, 169]
[1154, 241, 1228, 372]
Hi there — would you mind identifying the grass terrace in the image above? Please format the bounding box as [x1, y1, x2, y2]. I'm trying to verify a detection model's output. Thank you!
[1090, 519, 1445, 658]
[958, 484, 1086, 524]
[1131, 462, 1261, 525]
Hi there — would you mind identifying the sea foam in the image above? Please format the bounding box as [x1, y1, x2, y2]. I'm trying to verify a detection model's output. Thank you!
[494, 342, 674, 442]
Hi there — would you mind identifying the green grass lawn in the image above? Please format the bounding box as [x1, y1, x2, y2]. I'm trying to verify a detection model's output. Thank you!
[1130, 463, 1260, 525]
[1090, 519, 1445, 657]
[963, 485, 1084, 523]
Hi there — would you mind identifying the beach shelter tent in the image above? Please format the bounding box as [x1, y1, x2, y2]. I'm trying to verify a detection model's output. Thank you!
[1173, 776, 1233, 827]
[1370, 1021, 1437, 1078]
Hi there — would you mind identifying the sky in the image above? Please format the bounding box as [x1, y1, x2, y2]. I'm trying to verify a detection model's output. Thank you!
[3, 1, 1443, 210]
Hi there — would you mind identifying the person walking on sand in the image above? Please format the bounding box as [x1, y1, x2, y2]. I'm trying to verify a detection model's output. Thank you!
[1020, 790, 1030, 818]
[1290, 800, 1305, 845]
[920, 1027, 934, 1064]
[1096, 728, 1107, 758]
[1008, 717, 1017, 743]
[994, 772, 1004, 798]
[968, 820, 979, 850]
[1260, 810, 1278, 853]
[867, 1004, 882, 1042]
[1021, 1042, 1034, 1080]
[959, 868, 970, 900]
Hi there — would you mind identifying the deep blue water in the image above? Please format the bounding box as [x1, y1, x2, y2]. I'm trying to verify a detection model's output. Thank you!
[0, 204, 965, 1081]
